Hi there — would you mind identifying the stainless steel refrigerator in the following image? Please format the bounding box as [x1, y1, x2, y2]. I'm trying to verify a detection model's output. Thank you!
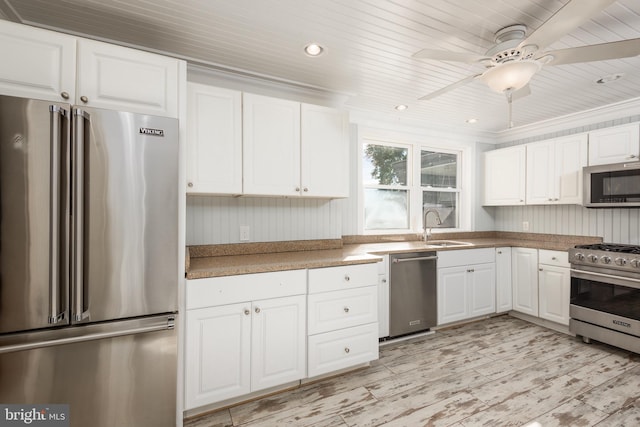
[0, 95, 179, 427]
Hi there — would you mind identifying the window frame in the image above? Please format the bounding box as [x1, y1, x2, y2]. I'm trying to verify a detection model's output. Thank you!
[359, 133, 469, 235]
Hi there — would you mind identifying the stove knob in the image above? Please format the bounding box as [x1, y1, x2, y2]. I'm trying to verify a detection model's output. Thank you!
[574, 253, 585, 262]
[614, 257, 628, 266]
[601, 256, 612, 265]
[631, 259, 640, 268]
[588, 254, 599, 263]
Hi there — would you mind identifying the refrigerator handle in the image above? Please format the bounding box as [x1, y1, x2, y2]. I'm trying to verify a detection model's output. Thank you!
[48, 105, 68, 325]
[72, 108, 91, 323]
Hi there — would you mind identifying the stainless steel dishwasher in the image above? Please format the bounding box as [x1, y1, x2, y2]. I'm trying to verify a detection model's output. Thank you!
[389, 251, 438, 337]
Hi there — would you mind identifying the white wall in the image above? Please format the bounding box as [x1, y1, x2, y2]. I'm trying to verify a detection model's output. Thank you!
[493, 113, 640, 243]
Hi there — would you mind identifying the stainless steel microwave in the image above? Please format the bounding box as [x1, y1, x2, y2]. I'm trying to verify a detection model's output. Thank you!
[584, 161, 640, 207]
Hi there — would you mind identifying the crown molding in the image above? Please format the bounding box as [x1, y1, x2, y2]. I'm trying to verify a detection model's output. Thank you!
[493, 96, 640, 144]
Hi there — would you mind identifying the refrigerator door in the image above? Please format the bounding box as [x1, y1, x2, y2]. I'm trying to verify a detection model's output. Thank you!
[71, 107, 179, 323]
[0, 315, 177, 427]
[0, 96, 70, 334]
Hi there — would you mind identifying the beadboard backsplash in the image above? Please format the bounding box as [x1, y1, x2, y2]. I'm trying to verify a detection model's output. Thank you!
[186, 196, 343, 245]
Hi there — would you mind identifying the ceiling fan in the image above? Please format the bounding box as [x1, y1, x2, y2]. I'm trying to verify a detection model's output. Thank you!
[413, 0, 640, 128]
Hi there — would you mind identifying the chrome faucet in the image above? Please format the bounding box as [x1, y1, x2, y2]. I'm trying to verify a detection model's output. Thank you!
[423, 209, 442, 242]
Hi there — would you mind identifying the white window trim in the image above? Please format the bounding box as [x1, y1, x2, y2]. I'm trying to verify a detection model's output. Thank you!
[358, 130, 472, 235]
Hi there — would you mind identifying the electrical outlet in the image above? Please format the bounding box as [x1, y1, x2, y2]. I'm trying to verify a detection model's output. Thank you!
[522, 221, 529, 231]
[239, 225, 250, 241]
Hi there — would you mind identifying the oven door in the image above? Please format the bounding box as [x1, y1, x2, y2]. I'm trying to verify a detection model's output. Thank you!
[570, 268, 640, 336]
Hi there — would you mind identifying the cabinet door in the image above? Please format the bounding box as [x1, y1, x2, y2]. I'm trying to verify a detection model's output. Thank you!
[468, 263, 496, 317]
[251, 295, 306, 392]
[243, 93, 300, 196]
[556, 133, 588, 204]
[437, 266, 469, 325]
[495, 248, 513, 313]
[76, 39, 181, 117]
[378, 273, 390, 338]
[184, 303, 251, 409]
[484, 146, 526, 205]
[526, 140, 555, 204]
[0, 20, 76, 102]
[300, 104, 349, 198]
[186, 83, 242, 194]
[512, 248, 539, 316]
[538, 265, 570, 325]
[588, 123, 640, 166]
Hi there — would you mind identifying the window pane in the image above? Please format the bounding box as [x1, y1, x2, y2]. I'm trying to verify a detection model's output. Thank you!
[365, 189, 409, 230]
[423, 191, 457, 228]
[363, 144, 408, 185]
[421, 151, 457, 188]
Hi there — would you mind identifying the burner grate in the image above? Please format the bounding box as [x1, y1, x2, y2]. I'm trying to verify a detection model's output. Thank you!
[575, 243, 640, 254]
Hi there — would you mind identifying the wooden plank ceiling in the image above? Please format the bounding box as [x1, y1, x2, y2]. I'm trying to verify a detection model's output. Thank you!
[2, 0, 640, 133]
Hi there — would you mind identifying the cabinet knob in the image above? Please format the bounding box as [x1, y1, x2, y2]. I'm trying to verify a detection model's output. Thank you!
[344, 347, 350, 354]
[381, 279, 387, 283]
[551, 257, 557, 261]
[628, 154, 638, 159]
[80, 95, 88, 103]
[187, 182, 194, 188]
[344, 274, 350, 282]
[244, 309, 250, 316]
[255, 307, 261, 314]
[60, 91, 70, 100]
[295, 187, 300, 192]
[303, 187, 308, 192]
[497, 251, 502, 254]
[539, 268, 543, 271]
[344, 307, 350, 313]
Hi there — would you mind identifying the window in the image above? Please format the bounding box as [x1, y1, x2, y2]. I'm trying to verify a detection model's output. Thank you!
[362, 143, 410, 230]
[362, 140, 462, 233]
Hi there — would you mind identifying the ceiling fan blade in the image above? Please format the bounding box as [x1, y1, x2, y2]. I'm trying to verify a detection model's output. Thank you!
[418, 74, 481, 101]
[512, 84, 531, 101]
[542, 39, 640, 66]
[519, 0, 616, 52]
[412, 48, 487, 63]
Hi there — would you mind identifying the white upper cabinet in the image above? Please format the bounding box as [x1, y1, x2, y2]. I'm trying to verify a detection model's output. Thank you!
[186, 84, 242, 194]
[484, 145, 526, 206]
[0, 20, 76, 102]
[242, 93, 349, 198]
[76, 39, 181, 117]
[0, 20, 183, 118]
[526, 134, 587, 205]
[588, 123, 640, 166]
[300, 104, 349, 198]
[243, 93, 301, 196]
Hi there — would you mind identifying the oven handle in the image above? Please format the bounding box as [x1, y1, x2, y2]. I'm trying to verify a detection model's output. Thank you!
[571, 269, 640, 290]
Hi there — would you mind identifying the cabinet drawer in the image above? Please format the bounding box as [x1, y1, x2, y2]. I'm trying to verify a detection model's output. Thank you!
[437, 248, 495, 268]
[186, 270, 306, 309]
[308, 286, 378, 335]
[307, 323, 379, 378]
[538, 249, 569, 267]
[308, 263, 378, 294]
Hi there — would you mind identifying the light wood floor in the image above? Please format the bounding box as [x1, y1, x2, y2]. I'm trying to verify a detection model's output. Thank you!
[185, 315, 640, 426]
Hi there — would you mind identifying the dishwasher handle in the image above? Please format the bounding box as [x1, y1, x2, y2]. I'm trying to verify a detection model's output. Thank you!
[392, 255, 438, 263]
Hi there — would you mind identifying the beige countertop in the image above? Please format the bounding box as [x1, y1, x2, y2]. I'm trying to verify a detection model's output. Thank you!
[186, 232, 602, 279]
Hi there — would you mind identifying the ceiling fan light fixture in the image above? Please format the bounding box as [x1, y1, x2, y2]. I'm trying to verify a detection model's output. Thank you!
[481, 60, 541, 93]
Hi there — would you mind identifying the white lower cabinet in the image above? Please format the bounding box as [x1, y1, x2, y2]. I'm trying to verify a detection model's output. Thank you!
[184, 271, 306, 410]
[512, 247, 539, 316]
[377, 255, 390, 338]
[437, 249, 496, 325]
[538, 250, 571, 326]
[307, 264, 379, 378]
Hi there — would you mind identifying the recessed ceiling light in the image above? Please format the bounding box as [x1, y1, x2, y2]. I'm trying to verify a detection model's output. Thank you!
[304, 43, 324, 57]
[395, 104, 408, 111]
[466, 118, 478, 124]
[596, 73, 624, 84]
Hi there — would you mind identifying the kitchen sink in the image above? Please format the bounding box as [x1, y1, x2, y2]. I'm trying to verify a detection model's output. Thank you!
[424, 240, 474, 248]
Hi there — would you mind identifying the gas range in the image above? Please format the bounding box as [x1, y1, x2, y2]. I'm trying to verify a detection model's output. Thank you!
[569, 243, 640, 274]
